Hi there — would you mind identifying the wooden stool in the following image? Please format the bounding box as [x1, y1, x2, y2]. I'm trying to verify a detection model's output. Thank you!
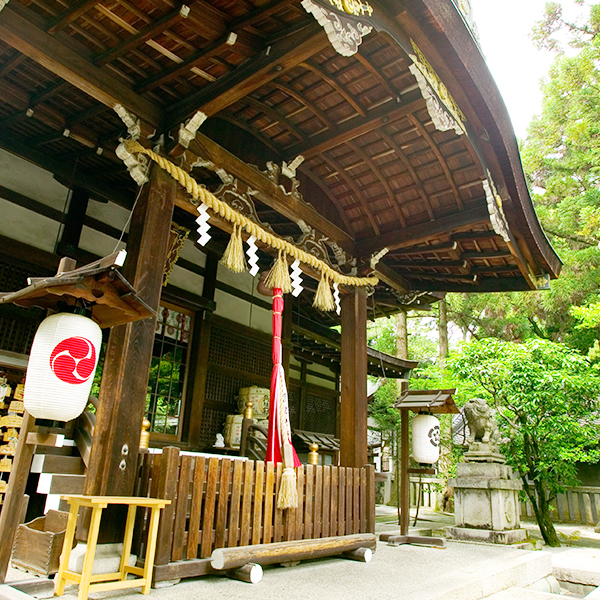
[54, 495, 170, 600]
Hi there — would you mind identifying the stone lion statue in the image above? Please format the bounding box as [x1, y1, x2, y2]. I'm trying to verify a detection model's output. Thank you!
[463, 398, 500, 447]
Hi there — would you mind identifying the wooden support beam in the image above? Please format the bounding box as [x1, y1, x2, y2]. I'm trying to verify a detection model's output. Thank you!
[166, 21, 329, 127]
[46, 0, 104, 34]
[83, 162, 176, 540]
[0, 6, 162, 127]
[390, 241, 458, 255]
[185, 134, 354, 251]
[355, 206, 490, 257]
[340, 287, 367, 468]
[371, 262, 410, 294]
[58, 186, 89, 257]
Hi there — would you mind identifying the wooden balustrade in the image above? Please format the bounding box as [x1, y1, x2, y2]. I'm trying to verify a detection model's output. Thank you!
[133, 448, 376, 582]
[521, 486, 600, 525]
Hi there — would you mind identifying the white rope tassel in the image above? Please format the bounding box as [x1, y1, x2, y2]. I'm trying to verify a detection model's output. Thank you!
[333, 282, 341, 315]
[291, 259, 303, 297]
[246, 235, 259, 276]
[196, 203, 211, 246]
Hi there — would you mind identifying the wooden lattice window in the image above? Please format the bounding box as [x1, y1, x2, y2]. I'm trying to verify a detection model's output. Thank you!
[304, 386, 337, 435]
[146, 304, 193, 440]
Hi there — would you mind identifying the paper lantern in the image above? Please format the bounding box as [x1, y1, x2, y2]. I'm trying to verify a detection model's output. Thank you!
[24, 313, 102, 421]
[412, 414, 440, 464]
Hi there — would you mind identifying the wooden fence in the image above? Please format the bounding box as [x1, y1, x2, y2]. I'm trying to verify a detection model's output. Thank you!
[410, 477, 440, 510]
[521, 486, 600, 525]
[134, 448, 376, 582]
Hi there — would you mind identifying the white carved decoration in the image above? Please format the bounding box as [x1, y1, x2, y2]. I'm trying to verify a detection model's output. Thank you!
[301, 0, 372, 57]
[179, 110, 207, 148]
[196, 203, 211, 246]
[115, 141, 149, 185]
[246, 235, 259, 277]
[409, 65, 463, 136]
[482, 177, 510, 243]
[291, 259, 303, 297]
[114, 104, 141, 140]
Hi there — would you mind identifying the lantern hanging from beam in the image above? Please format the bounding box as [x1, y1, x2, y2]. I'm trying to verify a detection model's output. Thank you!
[24, 312, 102, 421]
[412, 413, 440, 464]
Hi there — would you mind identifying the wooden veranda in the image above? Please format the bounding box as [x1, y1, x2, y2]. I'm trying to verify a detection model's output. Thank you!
[0, 0, 561, 584]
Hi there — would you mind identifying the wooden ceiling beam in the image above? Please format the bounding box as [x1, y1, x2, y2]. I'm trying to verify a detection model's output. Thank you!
[94, 6, 188, 66]
[283, 90, 424, 160]
[356, 205, 490, 257]
[389, 241, 458, 255]
[0, 5, 162, 127]
[178, 133, 355, 251]
[46, 0, 103, 34]
[371, 262, 410, 294]
[461, 250, 513, 260]
[166, 21, 330, 127]
[386, 260, 467, 269]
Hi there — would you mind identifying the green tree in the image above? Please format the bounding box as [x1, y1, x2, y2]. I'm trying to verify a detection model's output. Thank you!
[451, 338, 600, 546]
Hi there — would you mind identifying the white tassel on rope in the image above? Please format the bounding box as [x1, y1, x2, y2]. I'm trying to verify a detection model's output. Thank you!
[246, 235, 259, 277]
[196, 203, 211, 246]
[333, 282, 341, 315]
[291, 259, 303, 297]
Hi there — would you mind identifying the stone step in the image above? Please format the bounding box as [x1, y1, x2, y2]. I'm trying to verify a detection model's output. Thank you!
[407, 548, 553, 600]
[484, 587, 572, 599]
[553, 549, 600, 588]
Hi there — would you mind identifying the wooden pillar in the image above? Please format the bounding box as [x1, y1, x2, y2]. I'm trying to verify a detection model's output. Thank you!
[84, 163, 176, 505]
[340, 287, 367, 468]
[57, 186, 89, 257]
[186, 252, 218, 448]
[400, 408, 410, 536]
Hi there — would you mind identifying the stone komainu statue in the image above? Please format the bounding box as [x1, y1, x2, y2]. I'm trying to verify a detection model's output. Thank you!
[463, 398, 500, 447]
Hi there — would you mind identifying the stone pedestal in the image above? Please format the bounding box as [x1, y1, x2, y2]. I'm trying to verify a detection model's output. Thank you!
[448, 445, 526, 544]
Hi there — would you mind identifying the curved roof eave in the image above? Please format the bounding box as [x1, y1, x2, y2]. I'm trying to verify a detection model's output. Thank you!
[396, 0, 562, 279]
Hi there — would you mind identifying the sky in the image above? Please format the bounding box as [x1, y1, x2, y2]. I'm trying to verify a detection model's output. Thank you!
[469, 0, 556, 139]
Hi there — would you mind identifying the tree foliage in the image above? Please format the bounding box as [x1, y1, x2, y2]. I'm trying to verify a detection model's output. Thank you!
[451, 338, 600, 546]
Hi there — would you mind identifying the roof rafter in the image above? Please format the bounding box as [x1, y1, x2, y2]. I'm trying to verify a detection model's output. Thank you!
[356, 205, 490, 257]
[0, 5, 163, 127]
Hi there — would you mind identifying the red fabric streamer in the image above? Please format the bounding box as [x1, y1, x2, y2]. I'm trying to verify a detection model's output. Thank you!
[266, 288, 301, 467]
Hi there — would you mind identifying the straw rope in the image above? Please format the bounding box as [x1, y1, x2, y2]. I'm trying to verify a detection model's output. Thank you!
[123, 140, 379, 289]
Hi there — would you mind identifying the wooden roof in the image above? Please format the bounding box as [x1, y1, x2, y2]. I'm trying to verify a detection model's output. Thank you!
[0, 0, 561, 309]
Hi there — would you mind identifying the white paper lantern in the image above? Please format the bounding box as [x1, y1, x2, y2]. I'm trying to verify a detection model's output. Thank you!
[412, 414, 440, 464]
[24, 313, 102, 421]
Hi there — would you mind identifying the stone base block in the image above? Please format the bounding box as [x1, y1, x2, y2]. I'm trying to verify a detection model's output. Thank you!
[68, 542, 137, 575]
[447, 526, 527, 545]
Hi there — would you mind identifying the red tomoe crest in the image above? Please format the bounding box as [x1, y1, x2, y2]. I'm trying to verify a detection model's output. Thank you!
[49, 337, 97, 385]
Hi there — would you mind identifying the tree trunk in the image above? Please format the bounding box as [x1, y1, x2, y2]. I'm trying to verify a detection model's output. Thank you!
[521, 475, 561, 547]
[395, 310, 408, 360]
[439, 297, 448, 367]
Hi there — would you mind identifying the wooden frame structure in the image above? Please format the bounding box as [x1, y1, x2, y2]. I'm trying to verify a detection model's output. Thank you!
[0, 0, 560, 585]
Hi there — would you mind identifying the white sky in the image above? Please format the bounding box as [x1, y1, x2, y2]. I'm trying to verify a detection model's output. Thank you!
[469, 0, 556, 139]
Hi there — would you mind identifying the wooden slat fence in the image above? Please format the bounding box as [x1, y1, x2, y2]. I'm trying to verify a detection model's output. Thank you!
[134, 448, 375, 581]
[410, 477, 440, 510]
[521, 486, 600, 525]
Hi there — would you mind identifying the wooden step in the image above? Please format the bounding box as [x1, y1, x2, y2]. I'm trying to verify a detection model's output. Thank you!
[31, 453, 85, 475]
[36, 473, 85, 495]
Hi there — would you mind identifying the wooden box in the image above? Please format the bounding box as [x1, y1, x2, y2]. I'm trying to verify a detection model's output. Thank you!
[11, 510, 70, 576]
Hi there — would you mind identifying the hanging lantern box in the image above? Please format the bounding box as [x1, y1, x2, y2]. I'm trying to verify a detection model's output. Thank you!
[0, 252, 156, 422]
[0, 251, 155, 329]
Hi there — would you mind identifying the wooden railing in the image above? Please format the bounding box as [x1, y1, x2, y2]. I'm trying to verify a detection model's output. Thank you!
[134, 447, 376, 582]
[521, 486, 600, 525]
[410, 477, 440, 510]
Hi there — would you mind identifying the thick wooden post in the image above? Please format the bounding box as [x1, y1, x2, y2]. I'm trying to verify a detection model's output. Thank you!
[84, 164, 176, 505]
[340, 287, 367, 468]
[0, 411, 36, 583]
[186, 252, 218, 449]
[400, 408, 410, 536]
